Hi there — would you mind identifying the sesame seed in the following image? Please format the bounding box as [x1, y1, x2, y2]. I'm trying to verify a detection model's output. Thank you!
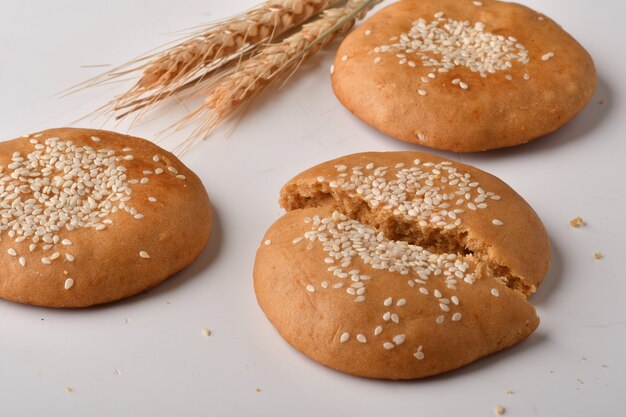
[201, 328, 211, 336]
[41, 257, 51, 265]
[7, 248, 17, 256]
[396, 298, 406, 307]
[491, 288, 500, 297]
[340, 332, 350, 343]
[523, 73, 530, 80]
[505, 74, 513, 81]
[414, 345, 425, 360]
[66, 254, 75, 262]
[62, 239, 72, 246]
[155, 168, 164, 174]
[541, 52, 555, 61]
[330, 64, 335, 74]
[341, 55, 348, 62]
[90, 136, 101, 142]
[473, 1, 483, 5]
[152, 155, 160, 162]
[139, 251, 150, 259]
[364, 29, 372, 36]
[18, 257, 26, 267]
[357, 334, 367, 343]
[264, 240, 271, 246]
[167, 166, 178, 174]
[392, 334, 406, 345]
[64, 278, 74, 290]
[374, 56, 382, 64]
[374, 326, 383, 336]
[452, 312, 462, 321]
[148, 197, 157, 202]
[383, 342, 395, 350]
[459, 82, 469, 90]
[494, 405, 505, 415]
[384, 297, 393, 306]
[436, 315, 444, 324]
[306, 284, 315, 293]
[492, 219, 504, 226]
[176, 175, 186, 180]
[418, 89, 427, 96]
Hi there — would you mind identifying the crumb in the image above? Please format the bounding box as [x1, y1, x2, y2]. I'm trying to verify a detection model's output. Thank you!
[549, 370, 555, 374]
[581, 356, 587, 361]
[577, 378, 584, 384]
[64, 386, 73, 393]
[601, 364, 608, 368]
[594, 252, 603, 260]
[165, 300, 171, 304]
[256, 387, 262, 393]
[569, 216, 585, 227]
[598, 99, 605, 105]
[495, 405, 505, 415]
[201, 328, 212, 337]
[113, 369, 122, 375]
[505, 389, 514, 395]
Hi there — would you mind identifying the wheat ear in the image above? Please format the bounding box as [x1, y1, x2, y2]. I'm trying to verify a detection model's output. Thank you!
[178, 0, 379, 145]
[74, 0, 341, 116]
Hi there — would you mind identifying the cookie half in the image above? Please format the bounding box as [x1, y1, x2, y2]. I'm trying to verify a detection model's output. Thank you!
[0, 128, 212, 308]
[254, 152, 549, 379]
[331, 0, 596, 152]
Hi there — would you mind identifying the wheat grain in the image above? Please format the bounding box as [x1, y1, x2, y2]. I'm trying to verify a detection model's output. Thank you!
[76, 0, 340, 117]
[179, 0, 380, 145]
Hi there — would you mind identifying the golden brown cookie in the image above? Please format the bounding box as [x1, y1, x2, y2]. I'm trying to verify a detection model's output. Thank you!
[331, 0, 596, 152]
[0, 128, 212, 308]
[254, 152, 550, 379]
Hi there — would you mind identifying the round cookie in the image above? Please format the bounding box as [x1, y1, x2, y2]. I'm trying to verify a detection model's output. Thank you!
[0, 128, 212, 308]
[254, 152, 550, 379]
[331, 0, 596, 152]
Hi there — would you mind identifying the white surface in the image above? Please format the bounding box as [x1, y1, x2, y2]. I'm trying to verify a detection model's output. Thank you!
[0, 0, 625, 416]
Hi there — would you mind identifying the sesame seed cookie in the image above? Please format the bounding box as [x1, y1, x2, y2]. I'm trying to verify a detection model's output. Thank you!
[0, 128, 212, 308]
[254, 152, 549, 379]
[331, 0, 596, 152]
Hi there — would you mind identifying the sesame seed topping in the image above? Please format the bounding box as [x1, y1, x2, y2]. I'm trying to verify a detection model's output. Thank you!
[392, 334, 406, 345]
[491, 288, 500, 297]
[436, 315, 444, 324]
[18, 257, 26, 267]
[374, 325, 383, 336]
[473, 1, 483, 5]
[64, 278, 74, 290]
[459, 81, 469, 90]
[167, 166, 178, 174]
[66, 254, 75, 262]
[155, 168, 164, 175]
[384, 297, 393, 306]
[7, 248, 17, 256]
[383, 342, 395, 350]
[264, 240, 271, 246]
[306, 284, 315, 293]
[340, 332, 350, 343]
[139, 251, 150, 259]
[418, 89, 427, 96]
[452, 312, 462, 321]
[376, 12, 529, 78]
[414, 345, 425, 360]
[62, 239, 72, 246]
[330, 64, 335, 74]
[541, 52, 555, 61]
[90, 136, 101, 142]
[148, 197, 157, 202]
[341, 55, 348, 62]
[364, 29, 372, 36]
[357, 334, 367, 343]
[396, 298, 406, 306]
[152, 155, 160, 162]
[492, 219, 504, 226]
[374, 56, 382, 64]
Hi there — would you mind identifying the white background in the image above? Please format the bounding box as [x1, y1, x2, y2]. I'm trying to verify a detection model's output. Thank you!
[0, 0, 624, 416]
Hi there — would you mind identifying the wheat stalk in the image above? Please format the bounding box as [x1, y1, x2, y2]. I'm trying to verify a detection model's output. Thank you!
[75, 0, 341, 117]
[176, 0, 380, 146]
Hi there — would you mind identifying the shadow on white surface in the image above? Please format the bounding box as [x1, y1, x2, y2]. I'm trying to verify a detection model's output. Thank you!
[533, 238, 563, 306]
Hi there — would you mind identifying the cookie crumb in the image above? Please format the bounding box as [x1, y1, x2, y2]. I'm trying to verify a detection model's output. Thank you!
[113, 369, 122, 375]
[505, 389, 514, 395]
[64, 386, 73, 393]
[494, 405, 505, 415]
[256, 387, 262, 392]
[569, 216, 585, 227]
[201, 328, 212, 337]
[594, 252, 603, 260]
[601, 364, 608, 368]
[598, 99, 605, 105]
